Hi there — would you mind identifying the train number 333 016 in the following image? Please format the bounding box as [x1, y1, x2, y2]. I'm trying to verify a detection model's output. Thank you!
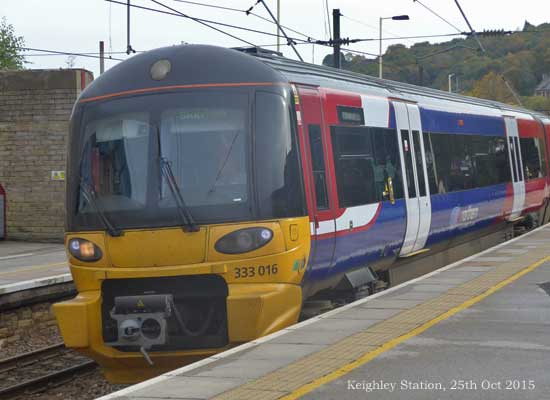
[234, 264, 278, 279]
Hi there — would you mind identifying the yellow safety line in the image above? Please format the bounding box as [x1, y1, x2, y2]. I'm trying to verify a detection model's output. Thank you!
[282, 255, 550, 400]
[0, 261, 68, 277]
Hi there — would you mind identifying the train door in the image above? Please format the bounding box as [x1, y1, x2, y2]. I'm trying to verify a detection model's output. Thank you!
[393, 101, 432, 256]
[504, 117, 526, 220]
[296, 86, 336, 285]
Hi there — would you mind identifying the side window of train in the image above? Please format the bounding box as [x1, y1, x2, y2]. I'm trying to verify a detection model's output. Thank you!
[514, 137, 524, 181]
[331, 126, 403, 208]
[427, 132, 511, 193]
[412, 130, 426, 197]
[308, 125, 329, 209]
[520, 138, 546, 179]
[400, 130, 417, 198]
[422, 134, 439, 194]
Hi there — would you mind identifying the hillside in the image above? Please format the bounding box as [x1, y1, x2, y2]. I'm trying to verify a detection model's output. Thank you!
[323, 22, 550, 114]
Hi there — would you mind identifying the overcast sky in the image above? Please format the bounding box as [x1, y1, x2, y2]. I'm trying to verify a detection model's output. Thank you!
[2, 0, 548, 78]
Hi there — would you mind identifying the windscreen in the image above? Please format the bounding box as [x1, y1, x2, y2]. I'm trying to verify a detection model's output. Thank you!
[68, 87, 305, 232]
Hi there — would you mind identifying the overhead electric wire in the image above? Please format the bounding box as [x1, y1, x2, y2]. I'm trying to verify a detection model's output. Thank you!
[21, 47, 125, 61]
[23, 52, 128, 56]
[106, 0, 545, 64]
[341, 14, 399, 38]
[172, 0, 316, 40]
[148, 0, 257, 47]
[353, 32, 466, 42]
[342, 48, 381, 58]
[257, 0, 303, 61]
[257, 40, 379, 57]
[245, 0, 261, 15]
[413, 0, 463, 34]
[172, 0, 243, 13]
[106, 0, 308, 45]
[453, 0, 484, 52]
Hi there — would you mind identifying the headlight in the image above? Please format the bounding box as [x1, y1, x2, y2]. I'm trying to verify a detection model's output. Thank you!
[68, 238, 103, 262]
[215, 227, 273, 254]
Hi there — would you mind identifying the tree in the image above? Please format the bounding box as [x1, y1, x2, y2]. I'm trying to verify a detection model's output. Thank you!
[332, 22, 550, 98]
[469, 71, 517, 104]
[522, 96, 550, 115]
[0, 17, 25, 70]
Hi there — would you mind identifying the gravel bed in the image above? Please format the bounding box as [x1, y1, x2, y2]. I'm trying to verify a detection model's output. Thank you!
[14, 368, 128, 400]
[0, 324, 62, 359]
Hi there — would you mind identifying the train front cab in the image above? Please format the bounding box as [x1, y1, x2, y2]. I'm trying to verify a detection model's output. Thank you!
[53, 80, 312, 383]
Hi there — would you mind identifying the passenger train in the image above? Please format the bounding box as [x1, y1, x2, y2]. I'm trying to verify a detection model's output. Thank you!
[54, 45, 550, 383]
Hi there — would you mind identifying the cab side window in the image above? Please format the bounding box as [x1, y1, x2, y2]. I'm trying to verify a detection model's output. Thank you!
[308, 125, 329, 209]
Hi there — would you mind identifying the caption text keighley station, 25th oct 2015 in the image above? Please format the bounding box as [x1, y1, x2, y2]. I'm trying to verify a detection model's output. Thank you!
[347, 379, 537, 393]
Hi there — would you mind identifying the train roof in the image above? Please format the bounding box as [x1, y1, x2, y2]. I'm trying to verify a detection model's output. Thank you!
[78, 44, 549, 122]
[245, 47, 550, 122]
[78, 45, 286, 102]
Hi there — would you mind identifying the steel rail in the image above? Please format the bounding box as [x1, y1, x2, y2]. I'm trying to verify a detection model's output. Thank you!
[0, 343, 97, 399]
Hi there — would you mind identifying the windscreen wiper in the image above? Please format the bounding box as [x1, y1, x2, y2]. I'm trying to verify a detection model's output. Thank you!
[80, 180, 123, 237]
[156, 126, 199, 233]
[160, 158, 200, 233]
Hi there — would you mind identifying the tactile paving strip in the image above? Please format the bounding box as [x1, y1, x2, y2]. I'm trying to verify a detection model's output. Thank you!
[211, 230, 550, 400]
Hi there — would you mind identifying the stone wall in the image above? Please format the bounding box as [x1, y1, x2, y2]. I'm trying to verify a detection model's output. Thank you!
[0, 69, 93, 241]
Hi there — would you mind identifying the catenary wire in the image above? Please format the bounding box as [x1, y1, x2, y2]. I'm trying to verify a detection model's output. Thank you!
[341, 14, 399, 38]
[413, 0, 464, 34]
[21, 47, 125, 61]
[148, 0, 257, 47]
[172, 0, 317, 40]
[107, 0, 307, 44]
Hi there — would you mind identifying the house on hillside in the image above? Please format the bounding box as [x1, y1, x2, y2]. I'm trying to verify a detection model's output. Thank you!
[535, 74, 550, 97]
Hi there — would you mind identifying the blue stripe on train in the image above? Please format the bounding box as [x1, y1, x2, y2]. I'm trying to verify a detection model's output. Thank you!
[420, 108, 505, 136]
[304, 184, 506, 287]
[427, 183, 506, 244]
[305, 198, 406, 284]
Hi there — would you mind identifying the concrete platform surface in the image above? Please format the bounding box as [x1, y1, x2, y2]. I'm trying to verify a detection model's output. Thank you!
[98, 225, 550, 400]
[0, 240, 69, 294]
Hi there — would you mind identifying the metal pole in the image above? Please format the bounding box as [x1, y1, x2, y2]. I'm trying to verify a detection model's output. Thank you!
[99, 41, 105, 74]
[333, 9, 341, 69]
[126, 0, 131, 54]
[276, 0, 280, 53]
[379, 17, 383, 78]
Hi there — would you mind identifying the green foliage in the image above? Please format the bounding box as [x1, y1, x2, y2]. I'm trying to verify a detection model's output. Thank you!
[468, 71, 516, 103]
[0, 17, 25, 70]
[522, 95, 550, 114]
[322, 22, 550, 110]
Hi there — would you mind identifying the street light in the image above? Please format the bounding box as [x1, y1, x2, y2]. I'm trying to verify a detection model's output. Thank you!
[448, 73, 455, 92]
[379, 15, 409, 79]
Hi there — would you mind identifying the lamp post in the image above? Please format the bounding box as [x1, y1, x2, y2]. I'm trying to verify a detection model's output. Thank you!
[448, 73, 455, 92]
[379, 15, 409, 79]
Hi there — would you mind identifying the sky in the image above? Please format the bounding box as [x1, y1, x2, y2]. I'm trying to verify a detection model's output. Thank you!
[2, 0, 549, 78]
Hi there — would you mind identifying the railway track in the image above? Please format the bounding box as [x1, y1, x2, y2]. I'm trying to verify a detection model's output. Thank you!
[0, 343, 97, 399]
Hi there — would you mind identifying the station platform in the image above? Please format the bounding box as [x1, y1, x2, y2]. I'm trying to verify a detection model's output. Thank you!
[99, 225, 550, 400]
[0, 240, 69, 296]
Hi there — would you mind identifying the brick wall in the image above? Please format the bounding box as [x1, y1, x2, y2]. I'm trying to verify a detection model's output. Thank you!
[0, 69, 93, 242]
